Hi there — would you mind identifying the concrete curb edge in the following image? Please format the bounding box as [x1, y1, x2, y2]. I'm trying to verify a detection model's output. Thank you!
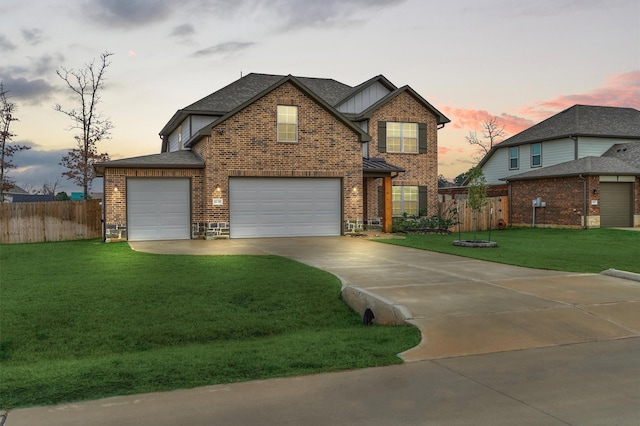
[341, 286, 413, 326]
[601, 269, 640, 283]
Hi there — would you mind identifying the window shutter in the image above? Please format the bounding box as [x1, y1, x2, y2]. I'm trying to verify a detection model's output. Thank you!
[418, 123, 427, 153]
[419, 186, 427, 215]
[378, 121, 387, 153]
[378, 186, 383, 216]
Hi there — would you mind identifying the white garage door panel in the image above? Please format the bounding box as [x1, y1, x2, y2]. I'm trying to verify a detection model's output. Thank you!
[128, 179, 190, 241]
[230, 178, 341, 238]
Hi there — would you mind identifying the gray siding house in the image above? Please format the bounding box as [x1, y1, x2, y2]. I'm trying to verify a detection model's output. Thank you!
[477, 105, 640, 228]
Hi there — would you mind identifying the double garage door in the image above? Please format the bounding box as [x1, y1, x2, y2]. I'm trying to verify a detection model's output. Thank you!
[229, 178, 341, 238]
[126, 177, 341, 240]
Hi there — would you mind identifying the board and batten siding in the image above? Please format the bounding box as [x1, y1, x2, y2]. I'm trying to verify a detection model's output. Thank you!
[337, 82, 391, 115]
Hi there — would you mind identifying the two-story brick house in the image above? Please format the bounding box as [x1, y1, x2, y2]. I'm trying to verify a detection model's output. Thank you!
[477, 105, 640, 228]
[96, 73, 449, 241]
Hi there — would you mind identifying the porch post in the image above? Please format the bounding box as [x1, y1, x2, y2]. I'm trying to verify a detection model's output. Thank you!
[382, 176, 392, 233]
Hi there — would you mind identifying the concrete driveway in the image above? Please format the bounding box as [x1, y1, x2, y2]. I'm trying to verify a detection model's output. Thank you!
[128, 236, 640, 361]
[7, 236, 640, 426]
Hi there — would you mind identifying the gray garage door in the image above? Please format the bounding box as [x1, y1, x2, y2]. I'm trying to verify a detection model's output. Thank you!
[127, 178, 191, 241]
[229, 178, 341, 238]
[600, 182, 633, 228]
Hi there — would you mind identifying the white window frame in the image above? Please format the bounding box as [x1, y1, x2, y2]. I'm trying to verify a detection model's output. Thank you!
[392, 186, 418, 216]
[387, 122, 418, 153]
[509, 146, 519, 170]
[277, 105, 298, 142]
[531, 143, 541, 167]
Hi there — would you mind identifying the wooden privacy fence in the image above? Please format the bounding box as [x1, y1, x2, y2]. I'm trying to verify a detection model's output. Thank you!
[0, 200, 102, 244]
[440, 196, 509, 233]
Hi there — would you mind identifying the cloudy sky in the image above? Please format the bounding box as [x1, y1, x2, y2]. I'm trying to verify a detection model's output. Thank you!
[2, 0, 639, 194]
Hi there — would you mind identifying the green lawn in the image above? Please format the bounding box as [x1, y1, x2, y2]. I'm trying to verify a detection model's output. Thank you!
[377, 227, 640, 274]
[0, 240, 419, 408]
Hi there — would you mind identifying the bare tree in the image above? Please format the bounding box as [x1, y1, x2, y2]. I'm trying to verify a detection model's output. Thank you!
[55, 51, 113, 199]
[1, 83, 31, 201]
[465, 116, 507, 157]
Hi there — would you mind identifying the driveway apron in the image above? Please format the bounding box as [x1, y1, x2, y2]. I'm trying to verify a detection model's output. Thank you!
[129, 237, 640, 361]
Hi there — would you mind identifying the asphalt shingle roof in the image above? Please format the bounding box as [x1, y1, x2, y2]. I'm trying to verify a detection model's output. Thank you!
[95, 151, 205, 174]
[184, 73, 353, 114]
[603, 142, 640, 167]
[362, 157, 405, 173]
[502, 155, 640, 181]
[498, 105, 640, 147]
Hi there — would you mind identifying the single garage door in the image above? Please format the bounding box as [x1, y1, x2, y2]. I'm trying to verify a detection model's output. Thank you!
[229, 178, 341, 238]
[600, 182, 633, 227]
[127, 178, 191, 241]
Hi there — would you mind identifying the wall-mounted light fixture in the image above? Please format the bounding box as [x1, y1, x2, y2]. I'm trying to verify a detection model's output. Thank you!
[114, 185, 119, 192]
[592, 188, 598, 194]
[352, 186, 358, 194]
[215, 184, 221, 192]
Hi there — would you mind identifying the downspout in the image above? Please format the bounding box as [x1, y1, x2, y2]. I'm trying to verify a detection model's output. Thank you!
[506, 180, 512, 226]
[570, 135, 578, 160]
[101, 169, 106, 242]
[579, 174, 587, 229]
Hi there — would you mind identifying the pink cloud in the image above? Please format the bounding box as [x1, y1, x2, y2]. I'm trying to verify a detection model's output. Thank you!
[519, 70, 640, 121]
[439, 106, 534, 138]
[440, 70, 639, 141]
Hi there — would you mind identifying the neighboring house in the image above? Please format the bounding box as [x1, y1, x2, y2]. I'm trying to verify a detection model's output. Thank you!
[95, 73, 449, 241]
[11, 194, 55, 202]
[477, 105, 640, 228]
[2, 185, 29, 203]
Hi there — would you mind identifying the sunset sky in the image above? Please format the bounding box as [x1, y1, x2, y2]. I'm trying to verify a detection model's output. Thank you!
[2, 0, 639, 194]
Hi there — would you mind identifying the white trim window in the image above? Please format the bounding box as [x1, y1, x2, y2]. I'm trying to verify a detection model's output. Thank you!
[531, 143, 541, 167]
[387, 122, 418, 153]
[277, 105, 298, 142]
[392, 186, 418, 216]
[509, 146, 519, 170]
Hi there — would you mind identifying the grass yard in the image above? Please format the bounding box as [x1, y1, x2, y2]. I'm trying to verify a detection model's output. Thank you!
[0, 240, 419, 409]
[377, 227, 640, 274]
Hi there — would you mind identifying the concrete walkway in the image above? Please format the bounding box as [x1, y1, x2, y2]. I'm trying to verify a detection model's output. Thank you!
[6, 236, 640, 425]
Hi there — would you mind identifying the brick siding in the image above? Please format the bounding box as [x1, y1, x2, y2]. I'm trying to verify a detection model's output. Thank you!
[366, 91, 439, 218]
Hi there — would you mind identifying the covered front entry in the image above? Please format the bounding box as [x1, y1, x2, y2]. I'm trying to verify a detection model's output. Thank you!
[127, 178, 191, 241]
[600, 182, 634, 227]
[229, 177, 341, 238]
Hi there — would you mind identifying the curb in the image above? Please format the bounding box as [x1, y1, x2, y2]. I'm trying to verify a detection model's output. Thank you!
[341, 286, 413, 326]
[601, 269, 640, 283]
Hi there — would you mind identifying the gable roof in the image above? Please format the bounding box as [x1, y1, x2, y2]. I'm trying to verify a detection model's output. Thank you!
[334, 75, 397, 107]
[185, 74, 371, 147]
[344, 84, 451, 126]
[477, 105, 640, 171]
[160, 73, 354, 137]
[94, 150, 205, 176]
[603, 142, 640, 167]
[161, 73, 450, 140]
[498, 105, 640, 148]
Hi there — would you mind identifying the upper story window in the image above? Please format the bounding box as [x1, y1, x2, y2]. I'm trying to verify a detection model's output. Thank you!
[509, 146, 519, 170]
[531, 143, 541, 167]
[387, 122, 418, 153]
[277, 105, 298, 142]
[377, 121, 426, 154]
